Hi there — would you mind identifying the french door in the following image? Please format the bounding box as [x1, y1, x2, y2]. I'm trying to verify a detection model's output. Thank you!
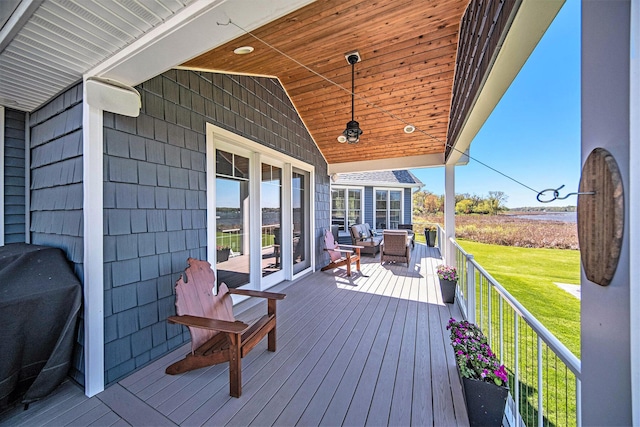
[207, 124, 314, 291]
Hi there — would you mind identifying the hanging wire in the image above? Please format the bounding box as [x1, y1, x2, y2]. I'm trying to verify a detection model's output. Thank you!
[217, 19, 589, 203]
[536, 185, 595, 203]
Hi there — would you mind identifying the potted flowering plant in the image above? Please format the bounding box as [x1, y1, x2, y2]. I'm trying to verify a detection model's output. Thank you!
[436, 264, 458, 303]
[447, 318, 509, 427]
[216, 245, 231, 263]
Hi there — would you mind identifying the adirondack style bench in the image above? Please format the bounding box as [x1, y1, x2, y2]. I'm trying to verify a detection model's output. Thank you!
[165, 258, 286, 397]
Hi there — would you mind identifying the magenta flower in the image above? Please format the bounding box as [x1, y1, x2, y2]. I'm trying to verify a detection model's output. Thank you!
[447, 317, 509, 387]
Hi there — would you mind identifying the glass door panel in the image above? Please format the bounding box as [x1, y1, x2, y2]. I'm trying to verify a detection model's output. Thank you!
[215, 175, 250, 289]
[292, 169, 310, 274]
[261, 163, 282, 278]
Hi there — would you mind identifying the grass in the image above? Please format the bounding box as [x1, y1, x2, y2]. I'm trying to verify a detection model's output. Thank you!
[457, 239, 580, 357]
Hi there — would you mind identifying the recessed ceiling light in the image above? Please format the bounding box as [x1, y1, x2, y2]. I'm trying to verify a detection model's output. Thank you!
[404, 124, 416, 134]
[337, 135, 347, 143]
[233, 46, 254, 55]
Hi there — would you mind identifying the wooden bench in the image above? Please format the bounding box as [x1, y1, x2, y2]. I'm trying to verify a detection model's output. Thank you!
[165, 258, 286, 397]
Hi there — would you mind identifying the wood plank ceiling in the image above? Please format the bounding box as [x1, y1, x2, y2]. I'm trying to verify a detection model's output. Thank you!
[182, 0, 468, 166]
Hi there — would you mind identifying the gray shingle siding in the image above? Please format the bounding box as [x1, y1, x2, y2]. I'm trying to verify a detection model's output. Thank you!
[4, 108, 26, 243]
[102, 70, 328, 384]
[404, 188, 413, 224]
[364, 187, 374, 226]
[28, 83, 84, 385]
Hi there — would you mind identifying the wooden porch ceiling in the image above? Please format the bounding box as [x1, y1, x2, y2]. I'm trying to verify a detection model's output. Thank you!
[182, 0, 468, 166]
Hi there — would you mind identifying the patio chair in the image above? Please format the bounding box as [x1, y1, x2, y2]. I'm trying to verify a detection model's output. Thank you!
[381, 230, 411, 266]
[321, 228, 363, 276]
[165, 258, 285, 397]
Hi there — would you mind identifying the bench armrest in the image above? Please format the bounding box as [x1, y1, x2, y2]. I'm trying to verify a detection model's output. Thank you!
[168, 315, 249, 333]
[324, 247, 353, 255]
[337, 244, 365, 250]
[228, 288, 286, 300]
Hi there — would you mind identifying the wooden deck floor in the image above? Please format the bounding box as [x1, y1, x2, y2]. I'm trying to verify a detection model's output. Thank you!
[0, 243, 469, 427]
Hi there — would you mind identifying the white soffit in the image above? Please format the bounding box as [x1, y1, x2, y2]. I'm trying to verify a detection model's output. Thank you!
[0, 0, 314, 112]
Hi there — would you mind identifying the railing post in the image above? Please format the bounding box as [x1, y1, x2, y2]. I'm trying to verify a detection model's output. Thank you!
[514, 312, 520, 422]
[576, 378, 581, 427]
[466, 254, 475, 324]
[538, 336, 543, 427]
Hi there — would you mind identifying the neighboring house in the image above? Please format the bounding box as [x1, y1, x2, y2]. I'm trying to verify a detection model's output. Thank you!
[0, 1, 637, 424]
[330, 170, 422, 241]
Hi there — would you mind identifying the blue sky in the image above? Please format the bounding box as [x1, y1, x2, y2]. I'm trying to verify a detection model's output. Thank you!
[410, 0, 580, 209]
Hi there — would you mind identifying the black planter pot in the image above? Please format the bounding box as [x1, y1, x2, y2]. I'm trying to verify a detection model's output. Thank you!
[461, 377, 509, 427]
[424, 229, 437, 247]
[216, 248, 230, 263]
[439, 278, 456, 303]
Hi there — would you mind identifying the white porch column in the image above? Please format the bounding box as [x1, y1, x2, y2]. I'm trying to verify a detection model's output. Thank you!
[82, 93, 105, 397]
[82, 77, 140, 397]
[582, 1, 634, 425]
[444, 163, 455, 264]
[630, 0, 640, 423]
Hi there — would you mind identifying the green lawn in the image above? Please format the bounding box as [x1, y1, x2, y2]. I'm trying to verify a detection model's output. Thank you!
[457, 239, 581, 358]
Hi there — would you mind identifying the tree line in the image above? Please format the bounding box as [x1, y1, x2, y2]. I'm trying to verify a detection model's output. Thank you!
[413, 190, 509, 216]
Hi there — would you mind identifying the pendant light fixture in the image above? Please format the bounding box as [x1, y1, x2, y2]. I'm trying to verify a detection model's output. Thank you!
[337, 52, 363, 144]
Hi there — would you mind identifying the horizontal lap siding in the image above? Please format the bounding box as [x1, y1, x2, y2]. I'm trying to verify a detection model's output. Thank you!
[4, 108, 26, 243]
[102, 70, 327, 384]
[365, 186, 373, 226]
[404, 187, 412, 224]
[28, 83, 85, 384]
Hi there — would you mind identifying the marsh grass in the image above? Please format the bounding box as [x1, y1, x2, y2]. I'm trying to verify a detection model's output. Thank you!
[415, 213, 578, 249]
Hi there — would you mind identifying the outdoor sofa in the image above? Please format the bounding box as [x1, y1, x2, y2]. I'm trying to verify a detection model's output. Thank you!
[349, 223, 383, 256]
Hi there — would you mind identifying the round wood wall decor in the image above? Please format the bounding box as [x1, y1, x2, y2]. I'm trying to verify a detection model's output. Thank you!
[577, 148, 624, 286]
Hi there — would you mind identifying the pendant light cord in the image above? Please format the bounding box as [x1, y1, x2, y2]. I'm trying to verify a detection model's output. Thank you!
[351, 61, 355, 122]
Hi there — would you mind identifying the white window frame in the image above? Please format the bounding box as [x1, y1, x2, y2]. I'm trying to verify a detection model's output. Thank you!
[330, 185, 365, 229]
[373, 187, 405, 231]
[206, 123, 315, 293]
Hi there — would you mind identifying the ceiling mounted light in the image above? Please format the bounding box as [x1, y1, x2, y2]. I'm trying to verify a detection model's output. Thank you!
[337, 52, 363, 144]
[233, 46, 254, 55]
[404, 124, 415, 134]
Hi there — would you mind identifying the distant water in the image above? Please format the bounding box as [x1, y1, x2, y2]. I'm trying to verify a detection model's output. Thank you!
[512, 212, 577, 223]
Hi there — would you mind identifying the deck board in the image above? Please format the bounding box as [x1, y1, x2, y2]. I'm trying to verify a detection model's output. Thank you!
[0, 244, 469, 427]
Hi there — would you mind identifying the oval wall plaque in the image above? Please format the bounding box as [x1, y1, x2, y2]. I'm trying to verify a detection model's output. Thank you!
[577, 148, 624, 286]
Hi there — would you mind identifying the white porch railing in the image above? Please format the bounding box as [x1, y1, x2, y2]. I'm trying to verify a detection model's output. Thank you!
[440, 229, 581, 427]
